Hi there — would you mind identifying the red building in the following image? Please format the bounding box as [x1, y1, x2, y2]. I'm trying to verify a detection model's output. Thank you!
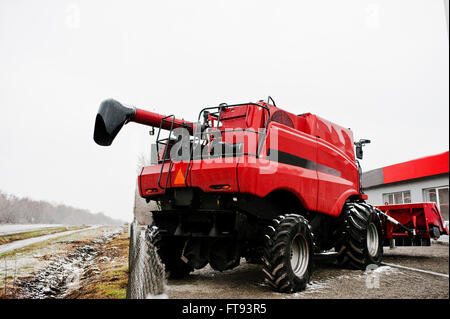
[362, 151, 449, 221]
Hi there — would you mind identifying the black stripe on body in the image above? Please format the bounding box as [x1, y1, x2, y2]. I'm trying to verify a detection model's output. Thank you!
[267, 148, 341, 177]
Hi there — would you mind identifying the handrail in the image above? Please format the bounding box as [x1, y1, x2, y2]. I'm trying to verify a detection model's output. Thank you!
[197, 102, 271, 158]
[183, 103, 271, 183]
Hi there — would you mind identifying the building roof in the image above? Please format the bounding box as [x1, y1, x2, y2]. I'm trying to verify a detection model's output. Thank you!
[362, 151, 449, 189]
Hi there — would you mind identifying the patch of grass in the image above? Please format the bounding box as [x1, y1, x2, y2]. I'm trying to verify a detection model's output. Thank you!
[99, 283, 127, 299]
[0, 275, 14, 282]
[98, 264, 128, 299]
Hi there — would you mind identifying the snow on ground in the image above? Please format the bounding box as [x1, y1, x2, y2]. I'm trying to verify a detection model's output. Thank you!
[434, 235, 449, 244]
[293, 266, 400, 296]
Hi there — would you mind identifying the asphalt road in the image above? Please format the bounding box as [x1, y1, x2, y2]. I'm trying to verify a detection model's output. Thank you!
[0, 224, 64, 236]
[0, 226, 100, 255]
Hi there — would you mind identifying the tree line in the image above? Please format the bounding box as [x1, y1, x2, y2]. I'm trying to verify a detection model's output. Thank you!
[0, 190, 124, 225]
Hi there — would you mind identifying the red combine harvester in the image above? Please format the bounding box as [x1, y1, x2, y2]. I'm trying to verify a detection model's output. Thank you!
[93, 97, 448, 293]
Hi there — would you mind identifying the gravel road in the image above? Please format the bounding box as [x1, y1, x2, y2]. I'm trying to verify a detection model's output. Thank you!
[1, 228, 447, 299]
[166, 245, 449, 299]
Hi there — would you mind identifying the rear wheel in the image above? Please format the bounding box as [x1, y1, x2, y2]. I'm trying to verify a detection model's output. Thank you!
[262, 214, 314, 293]
[147, 226, 193, 279]
[334, 202, 383, 269]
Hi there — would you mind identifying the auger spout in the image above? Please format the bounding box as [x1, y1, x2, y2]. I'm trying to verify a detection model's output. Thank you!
[93, 99, 193, 146]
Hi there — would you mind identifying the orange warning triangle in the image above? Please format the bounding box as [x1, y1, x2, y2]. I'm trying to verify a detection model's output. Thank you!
[174, 169, 185, 185]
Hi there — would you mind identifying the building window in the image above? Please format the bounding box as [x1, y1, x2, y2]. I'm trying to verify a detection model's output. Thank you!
[382, 191, 411, 205]
[423, 186, 449, 221]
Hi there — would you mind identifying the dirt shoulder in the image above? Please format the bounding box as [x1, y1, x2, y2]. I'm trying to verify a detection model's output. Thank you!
[0, 226, 128, 299]
[64, 229, 129, 299]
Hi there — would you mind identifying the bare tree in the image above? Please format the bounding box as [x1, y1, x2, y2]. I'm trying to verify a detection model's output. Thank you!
[0, 189, 124, 225]
[134, 152, 157, 226]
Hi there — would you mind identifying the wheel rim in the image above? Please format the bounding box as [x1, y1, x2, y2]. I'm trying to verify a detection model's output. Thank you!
[290, 234, 309, 277]
[367, 223, 379, 257]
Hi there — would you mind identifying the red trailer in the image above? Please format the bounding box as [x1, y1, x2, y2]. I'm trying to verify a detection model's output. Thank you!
[377, 203, 449, 246]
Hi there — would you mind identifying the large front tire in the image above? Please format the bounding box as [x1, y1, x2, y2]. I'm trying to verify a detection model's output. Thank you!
[262, 214, 314, 293]
[334, 202, 383, 269]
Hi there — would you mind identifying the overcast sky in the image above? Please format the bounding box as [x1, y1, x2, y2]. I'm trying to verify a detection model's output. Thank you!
[0, 0, 448, 222]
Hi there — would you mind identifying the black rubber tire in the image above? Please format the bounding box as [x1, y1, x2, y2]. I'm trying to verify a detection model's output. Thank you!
[262, 214, 314, 293]
[334, 202, 383, 269]
[147, 225, 193, 279]
[429, 225, 441, 239]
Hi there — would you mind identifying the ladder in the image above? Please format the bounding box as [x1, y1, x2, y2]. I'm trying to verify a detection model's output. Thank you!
[156, 115, 176, 193]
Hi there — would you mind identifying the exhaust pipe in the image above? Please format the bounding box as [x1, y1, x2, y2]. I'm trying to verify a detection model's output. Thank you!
[93, 99, 193, 146]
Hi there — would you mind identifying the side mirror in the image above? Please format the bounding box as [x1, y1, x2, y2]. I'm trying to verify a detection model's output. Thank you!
[354, 139, 371, 160]
[356, 145, 363, 160]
